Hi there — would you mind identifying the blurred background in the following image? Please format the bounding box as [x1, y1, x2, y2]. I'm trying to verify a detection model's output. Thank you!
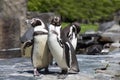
[0, 0, 120, 58]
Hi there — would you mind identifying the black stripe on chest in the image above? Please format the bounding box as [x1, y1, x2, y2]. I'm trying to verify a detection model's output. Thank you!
[33, 31, 48, 36]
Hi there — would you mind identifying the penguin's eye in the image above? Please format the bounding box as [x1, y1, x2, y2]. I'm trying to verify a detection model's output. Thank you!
[36, 20, 41, 25]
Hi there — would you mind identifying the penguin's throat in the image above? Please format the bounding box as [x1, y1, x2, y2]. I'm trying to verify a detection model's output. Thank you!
[51, 30, 58, 36]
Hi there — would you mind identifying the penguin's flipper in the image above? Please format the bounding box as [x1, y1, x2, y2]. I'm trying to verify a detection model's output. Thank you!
[64, 42, 70, 67]
[20, 27, 34, 43]
[62, 39, 79, 74]
[21, 40, 33, 55]
[69, 43, 80, 73]
[65, 41, 80, 73]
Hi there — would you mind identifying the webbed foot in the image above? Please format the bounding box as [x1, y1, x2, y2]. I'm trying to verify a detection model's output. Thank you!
[33, 68, 40, 76]
[57, 69, 68, 79]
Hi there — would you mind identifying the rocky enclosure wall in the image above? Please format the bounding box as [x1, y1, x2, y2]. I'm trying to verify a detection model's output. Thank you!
[0, 0, 27, 58]
[1, 0, 28, 36]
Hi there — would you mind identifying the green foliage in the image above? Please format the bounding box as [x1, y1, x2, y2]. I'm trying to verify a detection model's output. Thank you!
[61, 22, 69, 29]
[62, 22, 98, 34]
[80, 24, 98, 33]
[28, 0, 120, 22]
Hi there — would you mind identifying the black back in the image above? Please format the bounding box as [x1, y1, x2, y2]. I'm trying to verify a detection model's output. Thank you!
[64, 40, 79, 72]
[20, 27, 34, 43]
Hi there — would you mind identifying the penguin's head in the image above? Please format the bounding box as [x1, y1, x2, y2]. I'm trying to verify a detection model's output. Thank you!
[50, 16, 61, 26]
[30, 18, 42, 27]
[71, 22, 81, 34]
[25, 18, 43, 27]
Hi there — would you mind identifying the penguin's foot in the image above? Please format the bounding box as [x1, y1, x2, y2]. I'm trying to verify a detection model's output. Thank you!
[44, 67, 49, 73]
[68, 67, 80, 74]
[57, 70, 68, 79]
[57, 74, 68, 79]
[33, 68, 40, 76]
[68, 69, 79, 74]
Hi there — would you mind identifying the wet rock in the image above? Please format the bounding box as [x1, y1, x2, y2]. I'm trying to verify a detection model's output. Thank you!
[109, 42, 120, 52]
[95, 70, 120, 80]
[95, 73, 114, 80]
[0, 53, 120, 80]
[4, 76, 35, 80]
[0, 57, 94, 80]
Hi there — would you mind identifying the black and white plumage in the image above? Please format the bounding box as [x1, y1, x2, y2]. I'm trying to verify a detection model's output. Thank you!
[61, 22, 80, 50]
[48, 16, 79, 78]
[21, 18, 52, 76]
[48, 16, 68, 68]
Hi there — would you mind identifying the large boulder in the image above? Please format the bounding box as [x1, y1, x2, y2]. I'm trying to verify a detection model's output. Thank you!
[0, 16, 21, 58]
[98, 21, 120, 53]
[109, 42, 120, 52]
[98, 22, 120, 42]
[98, 21, 116, 31]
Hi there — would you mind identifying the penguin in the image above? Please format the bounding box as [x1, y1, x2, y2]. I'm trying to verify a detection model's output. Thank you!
[20, 21, 34, 55]
[48, 16, 79, 79]
[61, 22, 80, 50]
[23, 18, 52, 76]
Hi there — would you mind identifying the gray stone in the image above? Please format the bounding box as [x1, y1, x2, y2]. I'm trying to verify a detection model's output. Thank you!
[0, 53, 120, 80]
[0, 0, 28, 58]
[95, 73, 113, 80]
[98, 21, 116, 32]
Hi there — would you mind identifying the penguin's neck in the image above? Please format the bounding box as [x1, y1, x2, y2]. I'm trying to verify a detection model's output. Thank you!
[69, 26, 73, 36]
[34, 25, 48, 33]
[55, 25, 61, 40]
[67, 25, 77, 49]
[48, 24, 61, 38]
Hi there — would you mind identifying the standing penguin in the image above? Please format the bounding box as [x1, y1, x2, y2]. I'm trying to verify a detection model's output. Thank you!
[48, 16, 79, 79]
[61, 22, 80, 50]
[22, 18, 52, 76]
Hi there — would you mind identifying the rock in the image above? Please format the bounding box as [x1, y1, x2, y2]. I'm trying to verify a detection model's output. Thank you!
[0, 0, 28, 58]
[106, 24, 120, 32]
[98, 36, 113, 43]
[98, 21, 116, 31]
[86, 44, 103, 55]
[99, 24, 120, 42]
[0, 54, 120, 80]
[0, 57, 94, 80]
[94, 73, 114, 80]
[100, 32, 120, 42]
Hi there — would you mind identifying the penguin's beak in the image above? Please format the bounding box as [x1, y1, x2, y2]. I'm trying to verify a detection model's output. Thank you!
[25, 20, 30, 24]
[25, 19, 33, 28]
